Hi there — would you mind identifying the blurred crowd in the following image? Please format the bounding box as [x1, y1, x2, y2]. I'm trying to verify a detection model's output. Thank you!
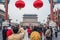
[27, 23, 58, 40]
[2, 23, 59, 40]
[2, 25, 25, 40]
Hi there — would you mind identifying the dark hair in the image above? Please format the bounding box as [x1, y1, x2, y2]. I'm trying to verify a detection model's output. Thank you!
[13, 27, 19, 33]
[47, 27, 49, 29]
[33, 26, 37, 31]
[3, 26, 7, 29]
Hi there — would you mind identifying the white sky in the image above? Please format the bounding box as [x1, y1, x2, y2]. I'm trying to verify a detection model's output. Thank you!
[0, 0, 60, 24]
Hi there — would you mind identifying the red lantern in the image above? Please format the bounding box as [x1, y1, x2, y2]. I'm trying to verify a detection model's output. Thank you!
[33, 0, 43, 9]
[15, 0, 25, 9]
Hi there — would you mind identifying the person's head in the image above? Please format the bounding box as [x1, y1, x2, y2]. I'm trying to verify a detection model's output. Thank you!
[47, 27, 49, 29]
[30, 26, 32, 30]
[33, 26, 37, 31]
[44, 24, 46, 27]
[28, 27, 30, 29]
[3, 26, 7, 29]
[12, 27, 19, 34]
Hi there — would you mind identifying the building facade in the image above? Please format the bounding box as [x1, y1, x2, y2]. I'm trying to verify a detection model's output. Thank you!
[20, 14, 40, 27]
[47, 9, 60, 27]
[0, 9, 5, 29]
[54, 9, 60, 27]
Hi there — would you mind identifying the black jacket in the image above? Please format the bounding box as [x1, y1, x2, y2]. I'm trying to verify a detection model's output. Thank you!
[2, 28, 8, 40]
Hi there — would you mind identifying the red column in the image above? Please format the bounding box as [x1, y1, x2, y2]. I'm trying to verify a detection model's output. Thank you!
[4, 0, 8, 20]
[50, 0, 54, 21]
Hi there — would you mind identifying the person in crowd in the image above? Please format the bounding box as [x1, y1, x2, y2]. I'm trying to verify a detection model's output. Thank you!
[30, 31, 41, 40]
[50, 26, 53, 39]
[6, 26, 13, 38]
[18, 26, 24, 33]
[11, 26, 15, 29]
[55, 26, 58, 38]
[45, 27, 51, 40]
[30, 26, 41, 40]
[2, 26, 8, 40]
[8, 26, 25, 40]
[18, 25, 25, 39]
[0, 26, 2, 30]
[27, 27, 32, 38]
[39, 27, 42, 38]
[35, 26, 43, 39]
[43, 24, 47, 35]
[33, 26, 40, 32]
[34, 26, 42, 37]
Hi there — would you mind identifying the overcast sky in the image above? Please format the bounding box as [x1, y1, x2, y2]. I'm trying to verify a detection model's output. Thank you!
[0, 0, 60, 24]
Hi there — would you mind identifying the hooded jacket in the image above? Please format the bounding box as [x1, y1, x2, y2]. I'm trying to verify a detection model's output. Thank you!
[6, 27, 12, 37]
[30, 31, 41, 40]
[27, 27, 32, 34]
[45, 29, 51, 37]
[8, 27, 25, 40]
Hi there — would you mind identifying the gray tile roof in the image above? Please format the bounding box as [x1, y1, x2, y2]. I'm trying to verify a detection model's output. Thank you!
[23, 14, 37, 16]
[23, 14, 38, 19]
[23, 17, 38, 19]
[0, 9, 5, 14]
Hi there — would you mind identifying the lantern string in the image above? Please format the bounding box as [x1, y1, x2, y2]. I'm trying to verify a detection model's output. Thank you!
[37, 8, 39, 10]
[36, 0, 41, 1]
[19, 0, 22, 1]
[19, 8, 22, 10]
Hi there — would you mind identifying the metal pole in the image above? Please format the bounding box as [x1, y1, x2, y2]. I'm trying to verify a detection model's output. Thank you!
[5, 0, 8, 20]
[50, 0, 54, 21]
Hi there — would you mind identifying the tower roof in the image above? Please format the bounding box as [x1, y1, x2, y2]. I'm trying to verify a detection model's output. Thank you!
[23, 14, 38, 19]
[23, 14, 37, 16]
